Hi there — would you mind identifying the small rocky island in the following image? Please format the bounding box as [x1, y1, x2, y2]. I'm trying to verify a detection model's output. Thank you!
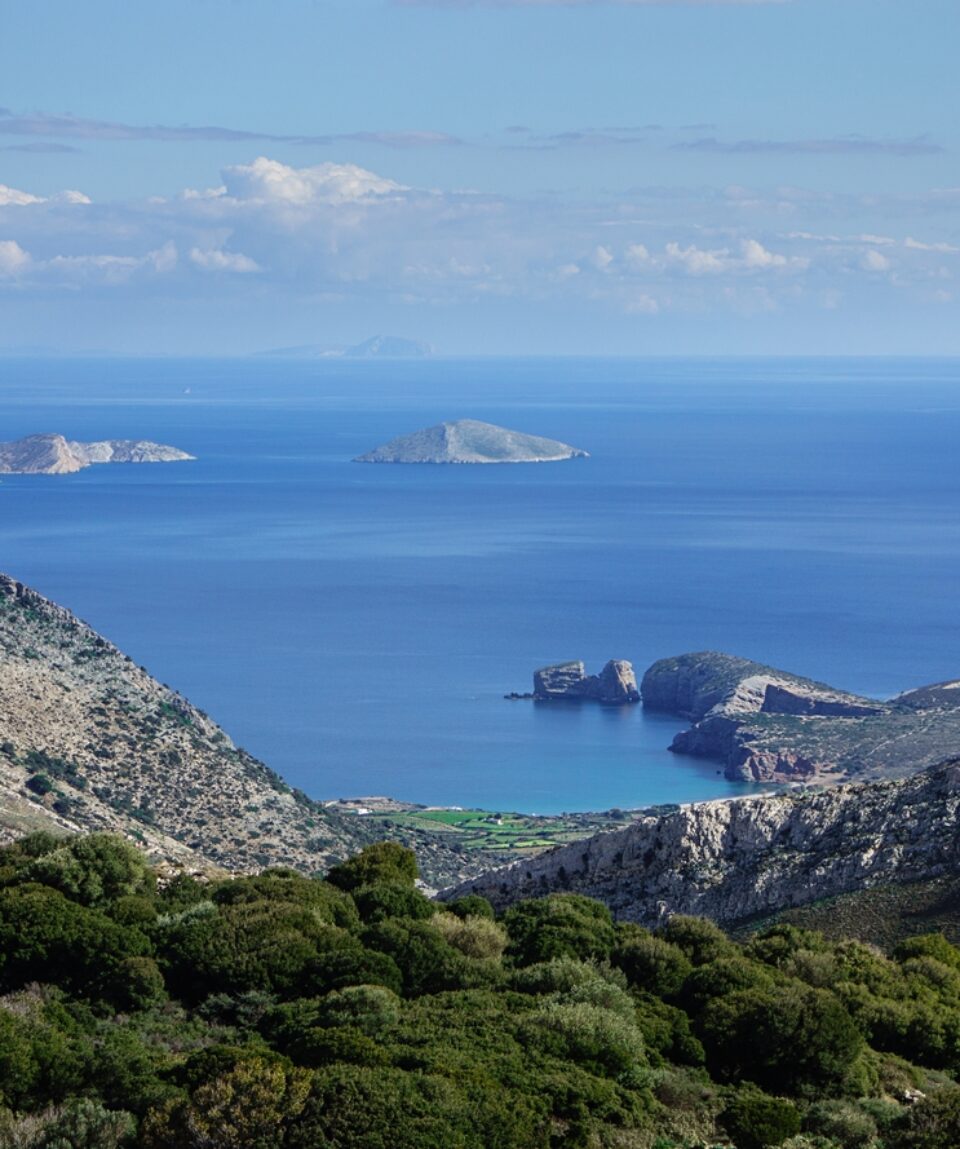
[354, 419, 588, 464]
[507, 659, 640, 704]
[0, 434, 194, 475]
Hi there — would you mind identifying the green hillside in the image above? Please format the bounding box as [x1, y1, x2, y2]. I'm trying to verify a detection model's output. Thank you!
[2, 832, 960, 1148]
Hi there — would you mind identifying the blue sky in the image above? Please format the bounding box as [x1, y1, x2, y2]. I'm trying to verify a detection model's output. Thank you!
[1, 0, 958, 354]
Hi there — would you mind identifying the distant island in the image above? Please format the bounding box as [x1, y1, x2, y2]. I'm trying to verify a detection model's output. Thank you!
[254, 334, 432, 360]
[0, 434, 195, 475]
[343, 334, 432, 359]
[354, 419, 589, 464]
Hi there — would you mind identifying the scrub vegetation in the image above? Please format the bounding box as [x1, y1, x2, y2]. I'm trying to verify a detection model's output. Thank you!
[1, 833, 960, 1147]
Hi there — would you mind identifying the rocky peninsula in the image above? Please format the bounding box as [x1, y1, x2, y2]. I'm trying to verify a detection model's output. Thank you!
[643, 651, 960, 784]
[354, 419, 588, 464]
[0, 433, 194, 474]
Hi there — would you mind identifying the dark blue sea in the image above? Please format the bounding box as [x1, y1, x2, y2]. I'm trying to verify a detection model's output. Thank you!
[1, 357, 958, 813]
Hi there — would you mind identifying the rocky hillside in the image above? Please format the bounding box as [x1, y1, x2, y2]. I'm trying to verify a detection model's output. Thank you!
[642, 651, 960, 783]
[354, 419, 588, 464]
[0, 573, 476, 885]
[0, 434, 194, 474]
[447, 759, 960, 927]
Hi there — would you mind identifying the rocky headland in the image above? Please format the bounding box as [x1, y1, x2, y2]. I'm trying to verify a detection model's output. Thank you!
[0, 433, 194, 474]
[642, 651, 960, 784]
[354, 419, 588, 464]
[446, 759, 960, 928]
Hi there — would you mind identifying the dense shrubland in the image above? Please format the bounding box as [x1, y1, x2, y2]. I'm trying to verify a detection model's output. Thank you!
[0, 833, 959, 1147]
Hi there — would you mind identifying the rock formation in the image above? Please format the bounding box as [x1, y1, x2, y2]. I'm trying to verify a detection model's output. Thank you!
[532, 660, 639, 704]
[354, 419, 588, 464]
[641, 651, 960, 784]
[0, 434, 194, 475]
[445, 760, 960, 928]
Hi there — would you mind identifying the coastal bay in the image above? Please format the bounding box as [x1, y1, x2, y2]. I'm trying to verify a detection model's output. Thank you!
[1, 355, 958, 813]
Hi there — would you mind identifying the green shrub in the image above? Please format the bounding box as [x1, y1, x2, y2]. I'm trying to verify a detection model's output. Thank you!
[804, 1098, 878, 1148]
[325, 843, 419, 893]
[721, 1084, 801, 1149]
[503, 894, 616, 966]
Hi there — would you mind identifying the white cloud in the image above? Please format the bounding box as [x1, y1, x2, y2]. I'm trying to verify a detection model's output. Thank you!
[664, 238, 807, 276]
[0, 183, 91, 207]
[665, 242, 728, 275]
[37, 242, 178, 285]
[189, 247, 261, 273]
[861, 249, 892, 273]
[0, 184, 43, 207]
[905, 236, 960, 254]
[0, 239, 30, 275]
[625, 292, 660, 314]
[591, 244, 614, 270]
[625, 243, 650, 267]
[739, 238, 789, 269]
[218, 157, 407, 206]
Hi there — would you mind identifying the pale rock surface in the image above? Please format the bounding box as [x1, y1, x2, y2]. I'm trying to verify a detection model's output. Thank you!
[446, 761, 960, 927]
[0, 434, 194, 474]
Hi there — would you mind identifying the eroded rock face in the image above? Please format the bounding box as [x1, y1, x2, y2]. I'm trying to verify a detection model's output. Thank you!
[533, 660, 639, 704]
[444, 761, 960, 927]
[640, 651, 960, 785]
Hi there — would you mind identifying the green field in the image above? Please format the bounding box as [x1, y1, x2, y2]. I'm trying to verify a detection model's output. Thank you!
[367, 806, 631, 856]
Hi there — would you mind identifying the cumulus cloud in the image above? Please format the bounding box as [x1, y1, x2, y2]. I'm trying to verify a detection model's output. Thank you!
[0, 183, 91, 206]
[0, 240, 30, 276]
[860, 249, 892, 273]
[189, 247, 262, 273]
[664, 238, 805, 275]
[0, 157, 955, 329]
[216, 157, 408, 206]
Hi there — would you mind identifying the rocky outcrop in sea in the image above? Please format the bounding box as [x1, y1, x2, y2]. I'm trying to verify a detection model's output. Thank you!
[531, 659, 640, 704]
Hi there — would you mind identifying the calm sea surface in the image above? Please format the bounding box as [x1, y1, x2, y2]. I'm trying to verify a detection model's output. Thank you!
[1, 357, 958, 813]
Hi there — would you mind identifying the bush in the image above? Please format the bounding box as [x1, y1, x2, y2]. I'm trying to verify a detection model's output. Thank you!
[659, 916, 735, 966]
[887, 1088, 960, 1149]
[352, 883, 436, 924]
[721, 1085, 801, 1149]
[700, 984, 863, 1095]
[520, 1000, 646, 1077]
[804, 1099, 878, 1148]
[613, 932, 692, 998]
[23, 834, 155, 906]
[325, 843, 419, 893]
[432, 912, 508, 960]
[503, 895, 616, 966]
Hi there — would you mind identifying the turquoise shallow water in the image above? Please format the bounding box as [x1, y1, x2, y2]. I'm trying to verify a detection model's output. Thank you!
[1, 356, 958, 812]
